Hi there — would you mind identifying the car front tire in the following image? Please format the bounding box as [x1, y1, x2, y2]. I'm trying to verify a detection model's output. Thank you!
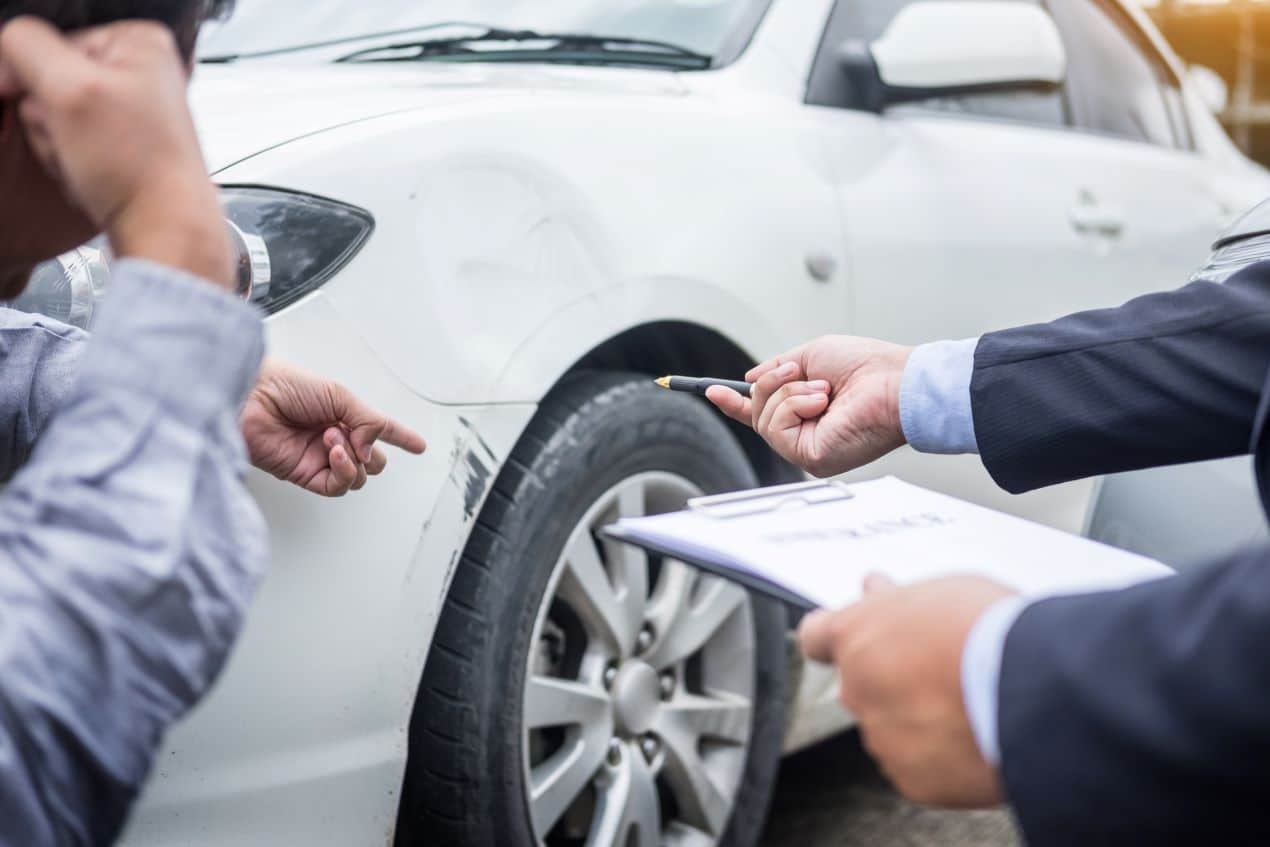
[396, 372, 788, 847]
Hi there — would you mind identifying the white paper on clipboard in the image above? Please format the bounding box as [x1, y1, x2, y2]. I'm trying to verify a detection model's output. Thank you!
[602, 476, 1173, 611]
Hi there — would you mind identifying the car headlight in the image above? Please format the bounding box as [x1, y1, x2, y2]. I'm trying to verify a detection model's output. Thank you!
[5, 187, 374, 329]
[1190, 233, 1270, 285]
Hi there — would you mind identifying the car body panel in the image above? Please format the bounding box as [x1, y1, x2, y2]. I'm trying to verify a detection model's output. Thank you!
[121, 292, 534, 843]
[210, 81, 850, 407]
[1088, 457, 1268, 572]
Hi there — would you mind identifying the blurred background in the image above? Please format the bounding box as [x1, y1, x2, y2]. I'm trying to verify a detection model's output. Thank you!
[1145, 0, 1270, 162]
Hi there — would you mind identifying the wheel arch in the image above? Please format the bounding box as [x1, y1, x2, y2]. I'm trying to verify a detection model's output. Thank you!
[562, 321, 804, 488]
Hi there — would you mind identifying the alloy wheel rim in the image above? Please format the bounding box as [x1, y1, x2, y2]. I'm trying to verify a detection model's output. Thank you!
[522, 472, 756, 847]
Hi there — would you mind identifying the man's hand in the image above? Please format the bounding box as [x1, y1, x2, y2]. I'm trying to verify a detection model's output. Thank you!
[798, 574, 1015, 808]
[0, 17, 232, 286]
[242, 360, 427, 497]
[706, 336, 913, 477]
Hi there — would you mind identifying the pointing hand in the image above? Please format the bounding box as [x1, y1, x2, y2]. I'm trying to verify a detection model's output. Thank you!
[241, 359, 427, 497]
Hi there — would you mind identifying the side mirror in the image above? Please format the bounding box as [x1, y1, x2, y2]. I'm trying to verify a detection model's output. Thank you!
[1188, 65, 1228, 115]
[840, 1, 1066, 112]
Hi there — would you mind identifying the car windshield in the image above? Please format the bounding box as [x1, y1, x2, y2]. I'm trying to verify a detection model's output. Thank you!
[197, 0, 766, 63]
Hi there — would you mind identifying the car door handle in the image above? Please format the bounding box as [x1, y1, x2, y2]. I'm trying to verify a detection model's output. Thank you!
[1069, 197, 1125, 239]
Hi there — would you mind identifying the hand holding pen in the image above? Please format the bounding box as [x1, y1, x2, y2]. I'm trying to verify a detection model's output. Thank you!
[690, 336, 915, 478]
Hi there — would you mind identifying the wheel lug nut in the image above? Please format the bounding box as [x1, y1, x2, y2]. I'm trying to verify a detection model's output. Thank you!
[606, 738, 623, 766]
[603, 664, 619, 689]
[640, 735, 659, 761]
[636, 626, 654, 653]
[659, 673, 675, 699]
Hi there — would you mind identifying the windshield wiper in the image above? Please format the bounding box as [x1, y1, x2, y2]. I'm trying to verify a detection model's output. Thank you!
[199, 21, 496, 64]
[334, 28, 712, 70]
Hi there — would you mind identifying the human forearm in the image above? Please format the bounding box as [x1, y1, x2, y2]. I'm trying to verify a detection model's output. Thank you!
[0, 261, 266, 844]
[998, 550, 1270, 845]
[713, 263, 1270, 486]
[974, 265, 1270, 493]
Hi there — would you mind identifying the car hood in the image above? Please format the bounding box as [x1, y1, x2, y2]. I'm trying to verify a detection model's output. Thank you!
[192, 61, 687, 174]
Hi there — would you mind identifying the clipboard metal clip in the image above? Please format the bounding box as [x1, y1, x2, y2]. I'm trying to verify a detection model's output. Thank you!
[687, 478, 854, 520]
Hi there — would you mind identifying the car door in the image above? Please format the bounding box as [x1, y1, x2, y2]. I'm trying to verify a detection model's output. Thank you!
[806, 0, 1099, 352]
[807, 0, 1222, 346]
[1046, 0, 1227, 292]
[802, 0, 1214, 529]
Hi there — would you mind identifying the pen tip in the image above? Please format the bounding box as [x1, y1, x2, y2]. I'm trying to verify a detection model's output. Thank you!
[654, 376, 671, 389]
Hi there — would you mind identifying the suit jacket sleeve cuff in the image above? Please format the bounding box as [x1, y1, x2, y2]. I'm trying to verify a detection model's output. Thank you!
[961, 595, 1030, 766]
[899, 337, 981, 454]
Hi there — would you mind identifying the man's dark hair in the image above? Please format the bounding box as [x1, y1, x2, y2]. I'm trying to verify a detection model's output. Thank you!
[0, 0, 233, 58]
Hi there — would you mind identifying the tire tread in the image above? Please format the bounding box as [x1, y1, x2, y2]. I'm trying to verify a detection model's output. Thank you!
[397, 372, 785, 846]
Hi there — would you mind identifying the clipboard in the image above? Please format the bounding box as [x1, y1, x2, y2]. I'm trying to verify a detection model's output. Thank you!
[687, 478, 854, 519]
[602, 476, 1174, 623]
[603, 479, 854, 619]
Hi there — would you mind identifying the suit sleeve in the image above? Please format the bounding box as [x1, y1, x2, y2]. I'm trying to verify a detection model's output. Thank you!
[971, 261, 1270, 493]
[997, 549, 1270, 845]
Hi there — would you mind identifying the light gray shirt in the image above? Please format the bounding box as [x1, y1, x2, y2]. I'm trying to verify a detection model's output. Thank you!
[0, 259, 267, 845]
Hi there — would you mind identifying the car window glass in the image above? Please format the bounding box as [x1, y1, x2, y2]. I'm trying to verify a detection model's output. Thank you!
[199, 0, 772, 64]
[806, 0, 1066, 127]
[1048, 0, 1183, 147]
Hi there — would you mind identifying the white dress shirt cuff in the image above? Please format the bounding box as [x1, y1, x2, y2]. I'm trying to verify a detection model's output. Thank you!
[961, 595, 1030, 766]
[899, 337, 980, 454]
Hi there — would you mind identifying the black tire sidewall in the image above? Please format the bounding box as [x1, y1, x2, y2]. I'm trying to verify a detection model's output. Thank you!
[416, 373, 787, 846]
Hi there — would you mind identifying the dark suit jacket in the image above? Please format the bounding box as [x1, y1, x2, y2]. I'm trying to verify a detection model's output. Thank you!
[970, 261, 1270, 846]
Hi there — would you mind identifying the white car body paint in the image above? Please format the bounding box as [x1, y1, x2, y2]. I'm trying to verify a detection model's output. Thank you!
[118, 0, 1270, 842]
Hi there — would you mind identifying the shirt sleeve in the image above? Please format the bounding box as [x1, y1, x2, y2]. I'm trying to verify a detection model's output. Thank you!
[899, 337, 981, 454]
[0, 259, 268, 846]
[0, 309, 87, 480]
[960, 596, 1030, 766]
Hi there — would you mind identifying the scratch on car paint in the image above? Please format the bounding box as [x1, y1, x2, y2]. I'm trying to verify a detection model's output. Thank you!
[457, 415, 498, 462]
[448, 418, 498, 520]
[460, 450, 492, 520]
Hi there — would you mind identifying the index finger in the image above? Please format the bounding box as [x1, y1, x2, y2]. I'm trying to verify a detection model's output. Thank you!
[349, 415, 427, 463]
[798, 600, 870, 664]
[749, 361, 801, 429]
[377, 416, 427, 454]
[0, 17, 95, 100]
[797, 609, 840, 664]
[745, 341, 810, 383]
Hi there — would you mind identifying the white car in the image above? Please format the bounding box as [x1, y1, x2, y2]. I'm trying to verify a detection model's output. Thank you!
[16, 1, 1268, 845]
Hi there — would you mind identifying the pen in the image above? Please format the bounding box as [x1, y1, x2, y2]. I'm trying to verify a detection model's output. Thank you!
[654, 375, 753, 398]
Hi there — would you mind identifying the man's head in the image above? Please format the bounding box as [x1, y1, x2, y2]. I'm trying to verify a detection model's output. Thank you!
[0, 0, 233, 296]
[1, 1, 233, 59]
